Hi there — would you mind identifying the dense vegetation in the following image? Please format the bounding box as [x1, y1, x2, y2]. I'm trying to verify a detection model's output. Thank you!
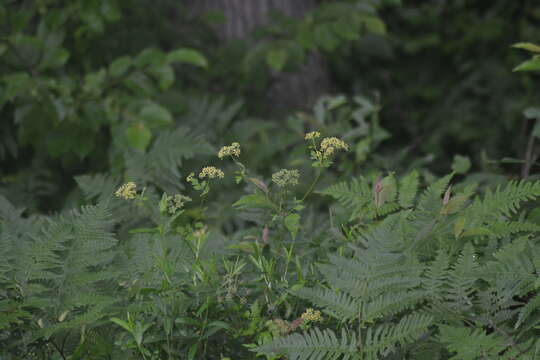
[2, 0, 540, 359]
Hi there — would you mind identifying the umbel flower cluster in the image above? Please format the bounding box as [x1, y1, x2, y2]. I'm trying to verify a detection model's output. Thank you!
[199, 166, 225, 179]
[272, 169, 300, 188]
[218, 142, 241, 159]
[163, 194, 191, 214]
[304, 131, 349, 167]
[114, 182, 137, 199]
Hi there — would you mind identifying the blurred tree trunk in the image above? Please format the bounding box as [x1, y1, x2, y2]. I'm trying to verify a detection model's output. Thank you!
[188, 0, 332, 114]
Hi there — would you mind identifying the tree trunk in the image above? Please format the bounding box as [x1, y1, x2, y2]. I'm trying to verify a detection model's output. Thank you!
[188, 0, 332, 114]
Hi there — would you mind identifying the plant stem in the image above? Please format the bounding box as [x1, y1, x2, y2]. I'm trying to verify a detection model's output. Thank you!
[301, 169, 322, 201]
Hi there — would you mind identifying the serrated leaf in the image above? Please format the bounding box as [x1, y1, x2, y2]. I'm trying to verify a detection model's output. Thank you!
[284, 213, 300, 239]
[167, 48, 208, 68]
[126, 123, 151, 151]
[233, 194, 276, 210]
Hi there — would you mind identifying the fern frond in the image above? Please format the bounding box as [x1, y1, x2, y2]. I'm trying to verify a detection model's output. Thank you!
[364, 313, 432, 358]
[422, 250, 450, 303]
[467, 180, 540, 223]
[417, 173, 453, 213]
[256, 327, 359, 360]
[362, 290, 427, 322]
[399, 170, 419, 209]
[446, 243, 479, 311]
[438, 325, 507, 359]
[293, 287, 360, 322]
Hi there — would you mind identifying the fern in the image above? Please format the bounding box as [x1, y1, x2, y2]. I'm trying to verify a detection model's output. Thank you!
[399, 170, 419, 208]
[257, 327, 359, 360]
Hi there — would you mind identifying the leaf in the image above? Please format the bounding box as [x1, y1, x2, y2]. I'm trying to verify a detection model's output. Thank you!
[167, 48, 208, 68]
[126, 123, 151, 151]
[110, 318, 133, 333]
[139, 102, 173, 127]
[451, 155, 471, 174]
[284, 213, 300, 239]
[512, 42, 540, 53]
[248, 177, 269, 194]
[454, 217, 466, 239]
[513, 55, 540, 72]
[135, 48, 164, 68]
[266, 49, 288, 72]
[233, 194, 276, 210]
[363, 16, 386, 35]
[148, 64, 175, 90]
[109, 56, 132, 77]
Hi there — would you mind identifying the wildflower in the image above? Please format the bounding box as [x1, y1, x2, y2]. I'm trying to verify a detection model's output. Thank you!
[218, 142, 241, 159]
[272, 169, 300, 188]
[320, 137, 349, 152]
[186, 172, 195, 183]
[199, 166, 224, 179]
[166, 194, 191, 214]
[305, 131, 321, 140]
[115, 182, 137, 200]
[301, 308, 323, 323]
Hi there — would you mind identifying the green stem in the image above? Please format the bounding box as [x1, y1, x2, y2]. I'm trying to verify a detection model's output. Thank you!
[301, 170, 323, 201]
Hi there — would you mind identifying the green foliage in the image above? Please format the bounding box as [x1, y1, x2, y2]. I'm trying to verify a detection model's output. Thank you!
[258, 173, 540, 359]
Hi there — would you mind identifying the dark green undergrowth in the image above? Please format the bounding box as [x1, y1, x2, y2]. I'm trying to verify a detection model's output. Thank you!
[2, 134, 540, 359]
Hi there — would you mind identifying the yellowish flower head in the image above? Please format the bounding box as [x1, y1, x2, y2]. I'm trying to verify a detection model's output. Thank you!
[320, 137, 349, 152]
[199, 166, 224, 179]
[301, 308, 323, 323]
[272, 169, 300, 188]
[218, 142, 241, 159]
[115, 182, 137, 200]
[305, 131, 321, 140]
[186, 172, 195, 182]
[166, 194, 192, 214]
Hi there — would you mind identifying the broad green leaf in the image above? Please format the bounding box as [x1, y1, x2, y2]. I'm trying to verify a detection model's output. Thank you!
[135, 48, 164, 68]
[126, 123, 151, 151]
[363, 16, 386, 35]
[139, 103, 173, 127]
[451, 155, 471, 174]
[284, 213, 301, 239]
[110, 318, 133, 333]
[83, 69, 106, 94]
[512, 42, 540, 53]
[513, 56, 540, 72]
[147, 64, 175, 90]
[109, 56, 132, 77]
[167, 48, 208, 68]
[233, 194, 276, 209]
[4, 72, 33, 99]
[266, 49, 288, 72]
